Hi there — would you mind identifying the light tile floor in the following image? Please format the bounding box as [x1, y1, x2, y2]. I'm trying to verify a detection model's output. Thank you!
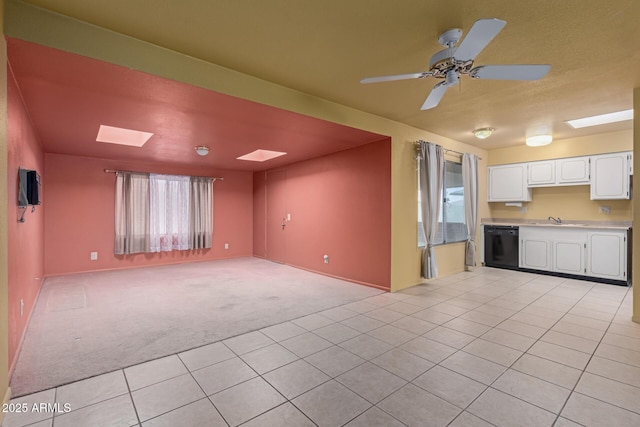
[3, 267, 639, 426]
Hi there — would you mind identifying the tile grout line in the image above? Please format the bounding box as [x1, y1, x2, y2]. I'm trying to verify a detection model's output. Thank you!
[122, 368, 142, 427]
[443, 278, 577, 425]
[551, 284, 640, 424]
[434, 274, 603, 425]
[177, 353, 230, 427]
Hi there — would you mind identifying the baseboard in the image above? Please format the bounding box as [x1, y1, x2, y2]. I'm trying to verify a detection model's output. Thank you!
[285, 263, 390, 292]
[43, 254, 255, 278]
[1, 386, 12, 424]
[8, 277, 45, 378]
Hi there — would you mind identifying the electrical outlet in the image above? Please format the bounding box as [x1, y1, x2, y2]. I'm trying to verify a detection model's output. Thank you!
[20, 299, 24, 317]
[599, 206, 611, 214]
[90, 251, 98, 260]
[224, 243, 229, 250]
[323, 254, 329, 264]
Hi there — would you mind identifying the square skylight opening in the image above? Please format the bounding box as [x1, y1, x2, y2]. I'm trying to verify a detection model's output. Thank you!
[565, 109, 633, 129]
[237, 149, 287, 162]
[96, 125, 154, 147]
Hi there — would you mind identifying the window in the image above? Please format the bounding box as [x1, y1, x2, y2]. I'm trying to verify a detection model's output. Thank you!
[418, 160, 467, 247]
[149, 174, 191, 252]
[115, 172, 214, 255]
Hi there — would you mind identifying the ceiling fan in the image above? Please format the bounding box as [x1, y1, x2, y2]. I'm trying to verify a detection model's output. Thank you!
[361, 18, 550, 110]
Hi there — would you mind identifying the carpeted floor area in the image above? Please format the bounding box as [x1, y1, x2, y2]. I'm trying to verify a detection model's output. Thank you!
[10, 257, 383, 396]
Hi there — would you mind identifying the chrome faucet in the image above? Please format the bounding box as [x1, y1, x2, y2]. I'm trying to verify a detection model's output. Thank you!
[548, 216, 561, 224]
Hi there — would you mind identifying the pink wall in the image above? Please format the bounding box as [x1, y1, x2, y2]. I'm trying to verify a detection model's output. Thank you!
[44, 154, 253, 275]
[253, 139, 392, 289]
[7, 66, 45, 373]
[253, 172, 266, 258]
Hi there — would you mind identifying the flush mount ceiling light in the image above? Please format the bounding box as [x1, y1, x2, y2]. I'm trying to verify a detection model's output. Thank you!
[565, 109, 633, 129]
[237, 149, 287, 162]
[194, 146, 210, 156]
[472, 127, 495, 139]
[526, 134, 553, 147]
[96, 125, 153, 147]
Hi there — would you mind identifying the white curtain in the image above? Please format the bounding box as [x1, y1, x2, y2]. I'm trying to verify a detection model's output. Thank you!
[114, 172, 150, 254]
[149, 174, 191, 252]
[419, 141, 444, 278]
[463, 153, 479, 267]
[189, 177, 213, 249]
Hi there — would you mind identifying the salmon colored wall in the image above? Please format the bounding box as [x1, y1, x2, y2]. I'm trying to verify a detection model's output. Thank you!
[44, 153, 253, 275]
[253, 172, 266, 258]
[254, 139, 392, 289]
[6, 63, 45, 374]
[6, 2, 491, 295]
[0, 4, 9, 411]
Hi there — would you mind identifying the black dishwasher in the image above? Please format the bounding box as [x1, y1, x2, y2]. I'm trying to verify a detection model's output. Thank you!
[484, 225, 519, 270]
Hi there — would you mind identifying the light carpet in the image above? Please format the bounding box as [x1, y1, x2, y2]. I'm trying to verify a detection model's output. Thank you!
[11, 257, 383, 396]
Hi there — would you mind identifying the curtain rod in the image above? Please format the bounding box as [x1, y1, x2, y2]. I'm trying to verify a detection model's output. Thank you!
[414, 141, 483, 160]
[103, 169, 224, 181]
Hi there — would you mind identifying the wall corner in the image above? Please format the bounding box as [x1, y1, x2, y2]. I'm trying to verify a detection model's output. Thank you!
[632, 87, 640, 323]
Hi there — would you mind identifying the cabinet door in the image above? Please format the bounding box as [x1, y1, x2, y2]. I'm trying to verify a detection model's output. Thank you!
[528, 161, 556, 186]
[488, 164, 532, 202]
[590, 153, 630, 200]
[553, 240, 585, 274]
[520, 238, 551, 271]
[586, 231, 626, 280]
[556, 156, 590, 185]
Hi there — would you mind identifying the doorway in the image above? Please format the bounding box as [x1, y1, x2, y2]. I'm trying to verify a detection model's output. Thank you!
[266, 169, 287, 263]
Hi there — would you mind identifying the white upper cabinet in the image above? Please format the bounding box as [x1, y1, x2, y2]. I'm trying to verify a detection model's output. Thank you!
[590, 152, 630, 200]
[528, 161, 555, 186]
[527, 157, 590, 187]
[491, 151, 631, 202]
[556, 156, 590, 185]
[488, 163, 532, 202]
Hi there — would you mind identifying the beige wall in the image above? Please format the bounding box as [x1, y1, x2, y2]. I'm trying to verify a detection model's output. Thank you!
[633, 88, 639, 323]
[4, 0, 490, 297]
[487, 130, 632, 222]
[1, 0, 11, 416]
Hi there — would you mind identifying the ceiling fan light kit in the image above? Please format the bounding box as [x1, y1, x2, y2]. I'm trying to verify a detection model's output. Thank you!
[473, 127, 494, 139]
[361, 18, 551, 110]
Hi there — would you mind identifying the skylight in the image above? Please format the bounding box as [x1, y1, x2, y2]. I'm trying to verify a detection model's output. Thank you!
[565, 109, 633, 129]
[96, 125, 154, 147]
[237, 149, 287, 162]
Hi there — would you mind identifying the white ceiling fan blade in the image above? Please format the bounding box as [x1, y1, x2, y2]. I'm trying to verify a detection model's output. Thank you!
[470, 64, 551, 80]
[421, 82, 449, 110]
[454, 18, 506, 61]
[360, 72, 431, 84]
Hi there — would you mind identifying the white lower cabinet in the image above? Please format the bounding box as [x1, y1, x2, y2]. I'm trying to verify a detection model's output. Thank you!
[520, 237, 551, 270]
[519, 227, 627, 282]
[587, 231, 627, 281]
[553, 240, 585, 275]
